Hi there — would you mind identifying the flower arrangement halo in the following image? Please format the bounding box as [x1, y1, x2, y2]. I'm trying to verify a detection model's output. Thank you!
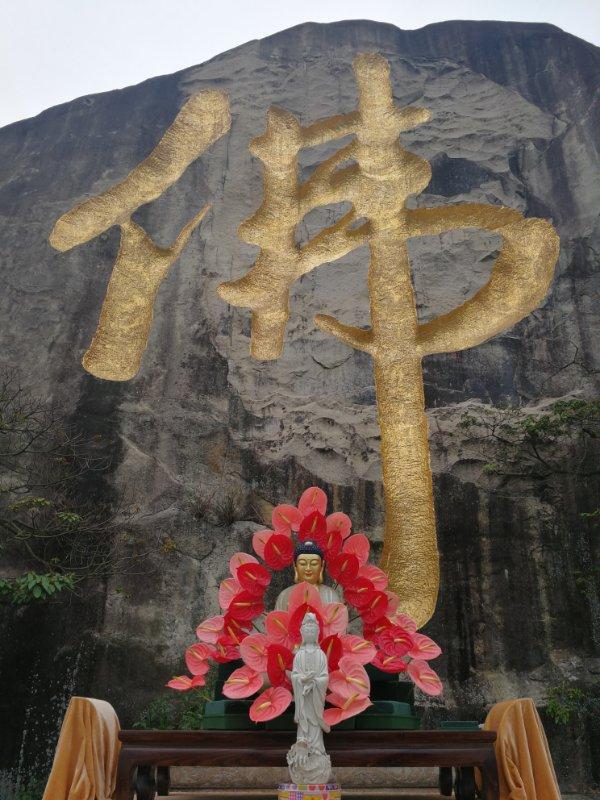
[168, 487, 443, 724]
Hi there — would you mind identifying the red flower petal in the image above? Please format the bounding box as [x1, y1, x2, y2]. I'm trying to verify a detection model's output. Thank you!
[227, 590, 265, 621]
[362, 616, 392, 647]
[252, 530, 274, 559]
[320, 528, 343, 559]
[326, 512, 352, 540]
[298, 510, 327, 543]
[195, 615, 224, 643]
[237, 562, 271, 595]
[213, 635, 240, 663]
[327, 552, 360, 585]
[371, 650, 408, 673]
[321, 634, 343, 670]
[266, 643, 294, 686]
[344, 577, 376, 609]
[229, 552, 258, 579]
[298, 487, 328, 517]
[239, 633, 269, 672]
[222, 614, 252, 645]
[223, 665, 264, 699]
[359, 590, 389, 624]
[249, 686, 293, 722]
[342, 533, 370, 566]
[378, 625, 413, 657]
[264, 534, 294, 570]
[407, 659, 443, 696]
[272, 504, 301, 534]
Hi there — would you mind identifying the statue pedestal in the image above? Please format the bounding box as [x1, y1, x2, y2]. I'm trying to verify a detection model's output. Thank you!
[278, 782, 341, 800]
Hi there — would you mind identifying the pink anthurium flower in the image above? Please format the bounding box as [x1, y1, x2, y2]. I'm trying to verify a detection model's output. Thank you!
[196, 615, 224, 644]
[272, 504, 302, 534]
[166, 675, 193, 691]
[219, 577, 242, 610]
[265, 610, 293, 647]
[359, 591, 389, 624]
[298, 486, 328, 517]
[326, 512, 352, 540]
[342, 533, 370, 566]
[322, 602, 348, 637]
[378, 625, 413, 657]
[358, 564, 388, 591]
[408, 632, 442, 661]
[264, 534, 294, 569]
[407, 659, 443, 696]
[385, 592, 400, 613]
[239, 633, 269, 672]
[229, 552, 258, 579]
[289, 603, 324, 644]
[329, 655, 370, 699]
[387, 611, 417, 633]
[288, 582, 323, 615]
[340, 634, 377, 665]
[249, 686, 293, 722]
[252, 530, 274, 559]
[185, 643, 214, 676]
[324, 692, 372, 725]
[237, 562, 271, 595]
[223, 665, 264, 699]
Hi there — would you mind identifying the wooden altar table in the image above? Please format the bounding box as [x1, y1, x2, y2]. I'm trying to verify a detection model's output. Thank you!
[115, 730, 499, 800]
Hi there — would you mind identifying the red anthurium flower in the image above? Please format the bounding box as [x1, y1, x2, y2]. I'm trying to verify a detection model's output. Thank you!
[362, 616, 393, 646]
[326, 512, 352, 540]
[249, 686, 293, 722]
[252, 530, 274, 559]
[265, 610, 293, 648]
[344, 577, 376, 609]
[324, 692, 372, 725]
[219, 577, 242, 611]
[222, 615, 251, 645]
[327, 552, 360, 585]
[339, 634, 377, 665]
[358, 564, 388, 591]
[320, 634, 343, 671]
[371, 650, 408, 673]
[359, 591, 389, 624]
[342, 533, 370, 566]
[196, 615, 224, 644]
[298, 510, 327, 543]
[228, 590, 265, 621]
[272, 504, 301, 534]
[322, 602, 348, 637]
[267, 643, 293, 686]
[320, 528, 343, 559]
[298, 486, 328, 517]
[388, 611, 417, 633]
[288, 582, 323, 615]
[407, 659, 443, 696]
[237, 562, 271, 595]
[185, 643, 214, 676]
[213, 635, 240, 663]
[264, 534, 294, 569]
[378, 625, 413, 657]
[223, 665, 264, 699]
[289, 603, 324, 644]
[329, 656, 370, 699]
[229, 552, 259, 579]
[407, 632, 442, 661]
[239, 633, 269, 672]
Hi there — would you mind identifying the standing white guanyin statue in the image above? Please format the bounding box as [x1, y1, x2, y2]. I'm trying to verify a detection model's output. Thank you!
[287, 612, 332, 785]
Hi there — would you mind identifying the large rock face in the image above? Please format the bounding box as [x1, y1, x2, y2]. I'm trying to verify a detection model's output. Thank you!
[0, 19, 598, 792]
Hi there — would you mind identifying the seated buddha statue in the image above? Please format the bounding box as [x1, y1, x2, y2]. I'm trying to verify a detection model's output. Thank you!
[275, 540, 341, 611]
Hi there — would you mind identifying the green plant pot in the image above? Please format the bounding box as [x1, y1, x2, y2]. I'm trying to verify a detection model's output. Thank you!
[440, 720, 480, 730]
[355, 714, 421, 730]
[202, 714, 262, 730]
[360, 700, 412, 716]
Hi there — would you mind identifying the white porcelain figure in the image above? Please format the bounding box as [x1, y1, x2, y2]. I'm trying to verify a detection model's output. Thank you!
[287, 612, 332, 785]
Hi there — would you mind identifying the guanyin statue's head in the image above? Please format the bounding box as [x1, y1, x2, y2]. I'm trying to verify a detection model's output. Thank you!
[300, 612, 319, 644]
[294, 540, 325, 586]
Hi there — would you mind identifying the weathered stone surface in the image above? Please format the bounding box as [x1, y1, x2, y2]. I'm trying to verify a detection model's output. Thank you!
[0, 19, 598, 793]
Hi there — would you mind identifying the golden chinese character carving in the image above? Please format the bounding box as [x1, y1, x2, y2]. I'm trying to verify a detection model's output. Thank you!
[218, 54, 559, 627]
[51, 91, 230, 380]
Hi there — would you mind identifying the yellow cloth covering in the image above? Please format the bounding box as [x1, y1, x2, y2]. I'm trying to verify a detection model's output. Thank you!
[483, 697, 561, 800]
[43, 697, 120, 800]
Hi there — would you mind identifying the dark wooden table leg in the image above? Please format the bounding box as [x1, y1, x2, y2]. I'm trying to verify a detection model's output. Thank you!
[439, 766, 453, 796]
[156, 766, 170, 796]
[115, 749, 137, 800]
[135, 765, 157, 800]
[479, 752, 500, 800]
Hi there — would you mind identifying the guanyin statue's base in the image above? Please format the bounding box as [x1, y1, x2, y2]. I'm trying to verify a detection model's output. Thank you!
[278, 783, 341, 800]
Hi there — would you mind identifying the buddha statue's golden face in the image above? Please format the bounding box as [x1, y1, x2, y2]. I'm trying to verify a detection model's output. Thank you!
[294, 554, 323, 585]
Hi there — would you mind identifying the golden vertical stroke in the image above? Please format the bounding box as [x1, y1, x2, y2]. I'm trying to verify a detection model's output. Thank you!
[218, 53, 559, 627]
[50, 91, 231, 379]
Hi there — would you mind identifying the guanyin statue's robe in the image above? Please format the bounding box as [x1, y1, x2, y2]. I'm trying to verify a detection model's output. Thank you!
[291, 642, 330, 753]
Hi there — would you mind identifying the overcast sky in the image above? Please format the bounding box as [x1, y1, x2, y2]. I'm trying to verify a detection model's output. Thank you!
[2, 0, 598, 129]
